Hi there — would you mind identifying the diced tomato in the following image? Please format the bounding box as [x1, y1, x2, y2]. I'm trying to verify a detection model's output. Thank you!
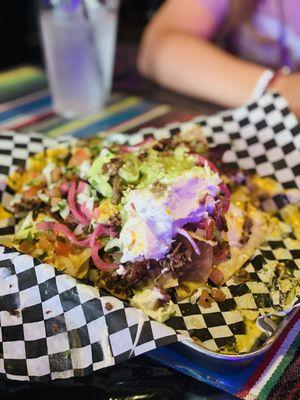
[22, 186, 40, 200]
[19, 240, 34, 253]
[205, 219, 215, 240]
[55, 240, 70, 256]
[68, 148, 91, 167]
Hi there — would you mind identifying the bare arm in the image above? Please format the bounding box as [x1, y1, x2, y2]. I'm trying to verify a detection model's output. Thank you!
[137, 0, 264, 107]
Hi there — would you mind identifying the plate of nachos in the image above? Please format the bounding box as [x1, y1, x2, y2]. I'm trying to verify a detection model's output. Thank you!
[1, 125, 299, 356]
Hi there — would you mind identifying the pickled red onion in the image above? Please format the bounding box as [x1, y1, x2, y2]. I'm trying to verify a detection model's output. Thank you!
[60, 182, 69, 195]
[76, 182, 93, 219]
[193, 154, 218, 173]
[176, 227, 200, 255]
[67, 181, 89, 225]
[90, 225, 118, 271]
[77, 181, 86, 193]
[92, 243, 118, 271]
[37, 219, 118, 271]
[37, 221, 116, 249]
[193, 153, 230, 213]
[90, 224, 117, 247]
[79, 204, 92, 220]
[36, 221, 90, 247]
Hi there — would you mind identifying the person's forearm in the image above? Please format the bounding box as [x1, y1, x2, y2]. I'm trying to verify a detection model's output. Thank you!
[138, 31, 265, 107]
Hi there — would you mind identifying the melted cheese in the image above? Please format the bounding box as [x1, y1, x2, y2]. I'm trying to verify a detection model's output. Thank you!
[220, 202, 271, 281]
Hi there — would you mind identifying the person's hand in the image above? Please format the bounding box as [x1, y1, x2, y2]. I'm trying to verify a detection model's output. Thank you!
[271, 73, 300, 118]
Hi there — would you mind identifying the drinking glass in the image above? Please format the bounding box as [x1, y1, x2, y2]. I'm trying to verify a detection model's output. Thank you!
[40, 0, 120, 118]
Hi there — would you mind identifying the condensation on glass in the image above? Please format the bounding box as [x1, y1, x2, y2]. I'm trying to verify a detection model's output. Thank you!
[40, 0, 120, 118]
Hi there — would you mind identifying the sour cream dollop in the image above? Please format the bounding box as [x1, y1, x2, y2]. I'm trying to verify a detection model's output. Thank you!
[119, 167, 221, 263]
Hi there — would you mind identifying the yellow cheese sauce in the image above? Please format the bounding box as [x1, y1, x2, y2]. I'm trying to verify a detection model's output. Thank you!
[280, 204, 300, 240]
[234, 319, 267, 354]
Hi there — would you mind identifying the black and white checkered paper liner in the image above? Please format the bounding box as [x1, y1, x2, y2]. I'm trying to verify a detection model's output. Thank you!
[0, 92, 299, 380]
[0, 247, 181, 381]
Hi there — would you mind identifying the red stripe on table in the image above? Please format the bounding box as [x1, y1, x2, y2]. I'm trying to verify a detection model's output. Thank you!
[4, 110, 55, 130]
[287, 380, 300, 400]
[238, 311, 300, 398]
[282, 358, 300, 400]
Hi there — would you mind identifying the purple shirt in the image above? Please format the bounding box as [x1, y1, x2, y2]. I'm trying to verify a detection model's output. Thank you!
[199, 0, 300, 70]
